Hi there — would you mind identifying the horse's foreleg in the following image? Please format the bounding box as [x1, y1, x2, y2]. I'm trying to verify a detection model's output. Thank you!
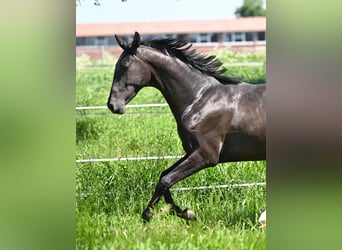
[142, 150, 210, 221]
[141, 157, 186, 222]
[163, 188, 196, 220]
[141, 181, 178, 221]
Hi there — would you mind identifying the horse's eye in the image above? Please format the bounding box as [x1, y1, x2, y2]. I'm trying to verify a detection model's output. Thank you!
[125, 83, 134, 87]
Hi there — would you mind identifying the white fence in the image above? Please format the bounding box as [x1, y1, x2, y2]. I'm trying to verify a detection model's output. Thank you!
[76, 103, 168, 111]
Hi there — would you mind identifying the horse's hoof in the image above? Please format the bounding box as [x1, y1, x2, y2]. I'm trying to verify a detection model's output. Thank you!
[142, 208, 153, 222]
[179, 209, 196, 220]
[185, 209, 196, 220]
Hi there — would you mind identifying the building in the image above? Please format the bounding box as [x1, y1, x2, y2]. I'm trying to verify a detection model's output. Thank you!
[76, 17, 266, 59]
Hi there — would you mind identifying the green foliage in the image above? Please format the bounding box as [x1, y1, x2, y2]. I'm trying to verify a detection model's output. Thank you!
[76, 49, 266, 249]
[77, 211, 266, 249]
[76, 116, 100, 142]
[235, 0, 266, 17]
[214, 49, 266, 83]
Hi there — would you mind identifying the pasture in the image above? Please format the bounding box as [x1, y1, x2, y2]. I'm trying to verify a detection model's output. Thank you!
[76, 50, 266, 249]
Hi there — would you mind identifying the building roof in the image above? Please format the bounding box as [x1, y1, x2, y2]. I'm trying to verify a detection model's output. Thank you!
[76, 17, 266, 37]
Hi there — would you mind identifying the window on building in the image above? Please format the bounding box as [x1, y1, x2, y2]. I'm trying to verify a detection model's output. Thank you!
[85, 37, 95, 46]
[199, 33, 209, 43]
[233, 32, 245, 42]
[108, 36, 116, 45]
[123, 36, 133, 44]
[165, 34, 176, 39]
[141, 35, 154, 41]
[188, 34, 198, 43]
[176, 34, 188, 41]
[246, 32, 255, 42]
[96, 36, 106, 46]
[76, 37, 85, 46]
[222, 33, 232, 42]
[211, 33, 219, 43]
[257, 32, 266, 41]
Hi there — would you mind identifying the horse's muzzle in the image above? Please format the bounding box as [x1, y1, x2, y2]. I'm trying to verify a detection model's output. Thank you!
[107, 102, 125, 114]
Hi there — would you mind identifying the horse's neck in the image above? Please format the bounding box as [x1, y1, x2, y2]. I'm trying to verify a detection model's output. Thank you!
[138, 47, 206, 118]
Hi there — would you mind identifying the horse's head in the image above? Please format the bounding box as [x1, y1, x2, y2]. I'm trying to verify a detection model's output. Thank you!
[107, 32, 151, 114]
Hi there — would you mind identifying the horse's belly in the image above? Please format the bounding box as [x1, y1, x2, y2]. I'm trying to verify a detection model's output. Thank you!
[219, 132, 266, 162]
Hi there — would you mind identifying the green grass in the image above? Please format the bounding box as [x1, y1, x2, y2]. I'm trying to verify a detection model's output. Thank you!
[76, 212, 265, 250]
[76, 49, 266, 249]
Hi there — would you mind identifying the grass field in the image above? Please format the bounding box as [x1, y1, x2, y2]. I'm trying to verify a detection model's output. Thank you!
[76, 49, 266, 249]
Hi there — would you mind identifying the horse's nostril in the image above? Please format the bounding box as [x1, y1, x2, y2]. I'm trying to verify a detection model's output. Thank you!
[107, 102, 114, 112]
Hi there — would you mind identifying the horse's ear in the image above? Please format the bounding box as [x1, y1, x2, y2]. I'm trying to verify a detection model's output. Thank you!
[131, 31, 141, 51]
[115, 34, 127, 50]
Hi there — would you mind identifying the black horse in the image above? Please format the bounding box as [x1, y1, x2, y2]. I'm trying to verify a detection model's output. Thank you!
[107, 32, 266, 221]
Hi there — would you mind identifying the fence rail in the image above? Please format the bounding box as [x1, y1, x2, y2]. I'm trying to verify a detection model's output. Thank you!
[76, 103, 168, 111]
[173, 182, 266, 191]
[77, 182, 266, 198]
[76, 155, 183, 163]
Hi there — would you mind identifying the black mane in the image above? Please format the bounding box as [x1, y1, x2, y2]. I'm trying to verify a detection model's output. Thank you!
[145, 38, 241, 84]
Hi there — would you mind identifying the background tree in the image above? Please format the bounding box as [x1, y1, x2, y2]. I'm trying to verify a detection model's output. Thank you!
[235, 0, 266, 17]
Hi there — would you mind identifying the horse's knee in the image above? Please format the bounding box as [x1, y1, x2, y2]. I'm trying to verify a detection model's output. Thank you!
[207, 155, 219, 166]
[159, 176, 172, 190]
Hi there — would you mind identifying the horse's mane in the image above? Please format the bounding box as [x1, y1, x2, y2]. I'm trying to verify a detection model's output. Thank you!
[144, 38, 241, 84]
